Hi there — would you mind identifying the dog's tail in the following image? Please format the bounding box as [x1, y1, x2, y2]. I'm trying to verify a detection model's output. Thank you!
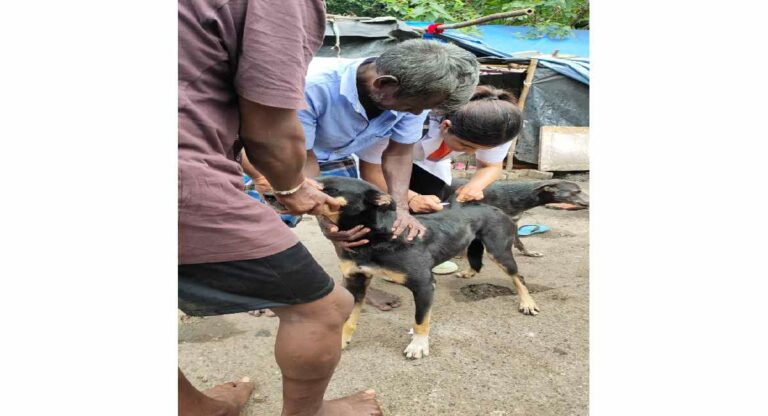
[467, 238, 485, 273]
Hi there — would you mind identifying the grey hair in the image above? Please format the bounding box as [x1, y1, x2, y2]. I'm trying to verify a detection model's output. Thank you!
[375, 39, 479, 112]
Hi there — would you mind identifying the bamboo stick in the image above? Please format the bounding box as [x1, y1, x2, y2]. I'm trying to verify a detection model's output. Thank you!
[518, 58, 538, 112]
[505, 58, 539, 171]
[414, 9, 534, 32]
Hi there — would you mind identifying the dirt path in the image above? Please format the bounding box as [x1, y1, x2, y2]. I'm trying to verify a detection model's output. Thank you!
[179, 179, 589, 416]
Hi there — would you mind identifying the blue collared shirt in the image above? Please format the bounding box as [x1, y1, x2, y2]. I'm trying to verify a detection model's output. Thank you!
[299, 58, 428, 162]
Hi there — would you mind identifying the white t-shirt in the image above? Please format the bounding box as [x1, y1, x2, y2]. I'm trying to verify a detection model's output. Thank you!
[356, 114, 512, 185]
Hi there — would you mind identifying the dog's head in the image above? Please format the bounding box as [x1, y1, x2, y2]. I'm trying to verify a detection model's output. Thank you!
[315, 176, 396, 228]
[534, 180, 589, 207]
[260, 177, 394, 228]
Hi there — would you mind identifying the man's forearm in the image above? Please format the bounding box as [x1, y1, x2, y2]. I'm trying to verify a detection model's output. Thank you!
[240, 134, 306, 191]
[239, 149, 262, 179]
[359, 160, 388, 192]
[238, 98, 307, 191]
[303, 150, 321, 179]
[382, 144, 414, 210]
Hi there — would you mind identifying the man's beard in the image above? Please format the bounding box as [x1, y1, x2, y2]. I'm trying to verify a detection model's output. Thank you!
[368, 91, 389, 110]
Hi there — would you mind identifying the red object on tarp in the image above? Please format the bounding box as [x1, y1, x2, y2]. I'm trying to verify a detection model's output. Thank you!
[426, 23, 445, 34]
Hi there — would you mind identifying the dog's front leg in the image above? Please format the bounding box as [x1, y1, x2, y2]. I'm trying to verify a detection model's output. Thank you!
[511, 273, 538, 315]
[341, 269, 372, 349]
[404, 276, 435, 359]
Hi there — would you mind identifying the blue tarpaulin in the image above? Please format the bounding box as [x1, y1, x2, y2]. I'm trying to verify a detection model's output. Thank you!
[532, 56, 589, 85]
[406, 22, 589, 57]
[407, 22, 590, 84]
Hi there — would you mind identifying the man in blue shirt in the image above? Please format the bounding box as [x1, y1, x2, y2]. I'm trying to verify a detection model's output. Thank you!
[299, 39, 479, 310]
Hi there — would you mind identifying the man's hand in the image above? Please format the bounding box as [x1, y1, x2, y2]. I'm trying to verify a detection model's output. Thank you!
[455, 184, 485, 202]
[317, 217, 370, 251]
[408, 194, 444, 213]
[392, 208, 427, 241]
[253, 175, 273, 195]
[275, 180, 341, 216]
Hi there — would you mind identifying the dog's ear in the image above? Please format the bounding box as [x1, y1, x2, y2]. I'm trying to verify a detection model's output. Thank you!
[534, 182, 560, 194]
[364, 190, 394, 209]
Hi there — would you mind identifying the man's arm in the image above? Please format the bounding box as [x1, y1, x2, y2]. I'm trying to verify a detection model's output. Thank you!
[382, 141, 426, 240]
[239, 98, 305, 190]
[238, 97, 340, 215]
[240, 148, 262, 180]
[381, 140, 414, 210]
[304, 150, 321, 178]
[240, 149, 273, 194]
[358, 160, 388, 191]
[359, 160, 443, 213]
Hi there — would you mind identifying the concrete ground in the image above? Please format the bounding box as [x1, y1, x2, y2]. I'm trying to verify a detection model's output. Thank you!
[179, 178, 589, 416]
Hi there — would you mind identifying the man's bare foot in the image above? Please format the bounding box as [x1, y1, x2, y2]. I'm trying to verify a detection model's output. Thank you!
[200, 377, 255, 416]
[365, 288, 401, 311]
[318, 389, 383, 416]
[247, 309, 276, 317]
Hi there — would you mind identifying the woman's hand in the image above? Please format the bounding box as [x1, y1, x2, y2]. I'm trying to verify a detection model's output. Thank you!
[455, 184, 485, 202]
[407, 194, 444, 213]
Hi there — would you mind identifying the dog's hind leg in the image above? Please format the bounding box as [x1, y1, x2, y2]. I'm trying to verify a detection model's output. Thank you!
[510, 215, 543, 257]
[404, 274, 435, 359]
[340, 263, 372, 349]
[456, 238, 484, 279]
[482, 231, 539, 316]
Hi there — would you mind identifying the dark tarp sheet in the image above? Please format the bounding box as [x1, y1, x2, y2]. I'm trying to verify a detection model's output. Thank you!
[516, 67, 589, 164]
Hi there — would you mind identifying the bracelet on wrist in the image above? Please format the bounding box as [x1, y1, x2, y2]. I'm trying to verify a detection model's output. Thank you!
[272, 179, 305, 196]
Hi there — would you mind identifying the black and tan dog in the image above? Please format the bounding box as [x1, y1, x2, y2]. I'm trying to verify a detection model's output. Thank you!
[306, 176, 538, 359]
[448, 179, 589, 257]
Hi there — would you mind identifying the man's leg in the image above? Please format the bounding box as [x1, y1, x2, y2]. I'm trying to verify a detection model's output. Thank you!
[272, 284, 382, 415]
[180, 243, 382, 415]
[178, 368, 254, 416]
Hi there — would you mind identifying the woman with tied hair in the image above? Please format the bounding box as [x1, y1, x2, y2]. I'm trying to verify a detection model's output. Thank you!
[357, 85, 522, 273]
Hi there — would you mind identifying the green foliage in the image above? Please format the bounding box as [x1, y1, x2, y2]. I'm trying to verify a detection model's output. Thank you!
[325, 0, 589, 39]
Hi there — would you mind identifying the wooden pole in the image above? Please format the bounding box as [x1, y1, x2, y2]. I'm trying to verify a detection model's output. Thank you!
[505, 137, 518, 172]
[505, 58, 538, 171]
[414, 9, 534, 33]
[518, 58, 538, 112]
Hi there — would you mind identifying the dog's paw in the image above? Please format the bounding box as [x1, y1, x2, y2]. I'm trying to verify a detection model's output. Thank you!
[518, 297, 540, 316]
[455, 270, 476, 279]
[522, 251, 544, 258]
[341, 325, 356, 349]
[403, 334, 430, 359]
